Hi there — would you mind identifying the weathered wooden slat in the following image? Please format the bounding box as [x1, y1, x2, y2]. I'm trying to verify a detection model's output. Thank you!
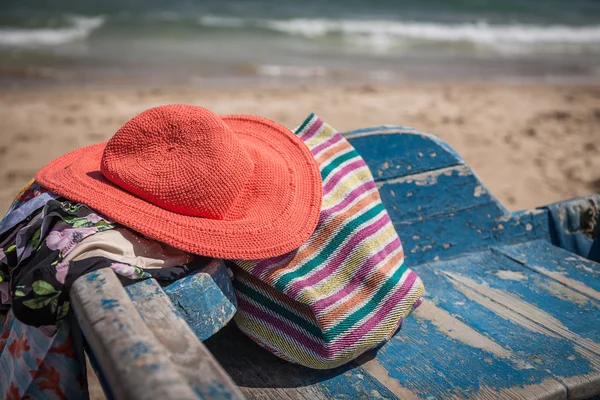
[377, 164, 502, 222]
[161, 259, 237, 341]
[347, 130, 463, 182]
[71, 268, 199, 400]
[391, 202, 549, 266]
[350, 131, 552, 266]
[344, 125, 423, 138]
[431, 251, 600, 398]
[414, 261, 600, 399]
[494, 240, 600, 301]
[356, 299, 566, 399]
[437, 252, 600, 347]
[125, 278, 244, 399]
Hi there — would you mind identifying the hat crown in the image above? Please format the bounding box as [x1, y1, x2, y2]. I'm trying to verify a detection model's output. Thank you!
[100, 104, 253, 219]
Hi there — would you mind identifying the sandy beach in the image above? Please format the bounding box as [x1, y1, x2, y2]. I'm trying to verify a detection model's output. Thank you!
[1, 82, 599, 215]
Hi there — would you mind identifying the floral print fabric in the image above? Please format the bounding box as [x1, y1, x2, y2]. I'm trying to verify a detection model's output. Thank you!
[1, 309, 87, 400]
[1, 181, 211, 399]
[1, 182, 209, 327]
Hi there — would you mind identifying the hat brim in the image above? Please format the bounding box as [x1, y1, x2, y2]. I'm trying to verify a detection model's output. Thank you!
[36, 115, 322, 259]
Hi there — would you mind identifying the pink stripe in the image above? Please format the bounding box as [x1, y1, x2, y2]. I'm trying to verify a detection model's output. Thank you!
[313, 237, 402, 312]
[332, 271, 417, 350]
[287, 213, 391, 297]
[311, 133, 343, 157]
[299, 118, 324, 141]
[323, 159, 367, 195]
[237, 296, 327, 355]
[323, 180, 377, 215]
[412, 297, 424, 311]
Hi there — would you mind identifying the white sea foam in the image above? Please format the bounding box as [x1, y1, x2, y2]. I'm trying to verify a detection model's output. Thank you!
[0, 16, 105, 47]
[257, 64, 328, 78]
[198, 15, 600, 52]
[199, 15, 248, 28]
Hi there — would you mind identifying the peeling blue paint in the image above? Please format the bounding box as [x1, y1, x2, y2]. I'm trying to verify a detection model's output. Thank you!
[414, 263, 596, 379]
[100, 298, 119, 310]
[126, 341, 151, 360]
[162, 260, 237, 341]
[349, 129, 462, 182]
[545, 195, 600, 262]
[374, 316, 547, 398]
[142, 363, 161, 372]
[496, 240, 600, 296]
[437, 252, 600, 344]
[86, 271, 100, 281]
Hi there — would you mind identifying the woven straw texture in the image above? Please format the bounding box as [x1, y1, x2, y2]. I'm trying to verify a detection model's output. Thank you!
[233, 115, 425, 369]
[36, 105, 322, 259]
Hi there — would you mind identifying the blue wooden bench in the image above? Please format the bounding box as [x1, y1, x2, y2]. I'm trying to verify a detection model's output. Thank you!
[75, 126, 600, 400]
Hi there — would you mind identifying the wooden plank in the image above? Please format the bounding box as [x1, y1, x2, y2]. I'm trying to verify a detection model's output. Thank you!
[158, 259, 236, 341]
[344, 125, 423, 138]
[356, 300, 566, 399]
[494, 240, 600, 301]
[390, 202, 549, 266]
[377, 164, 503, 222]
[347, 129, 464, 182]
[71, 268, 198, 400]
[343, 127, 598, 398]
[414, 262, 600, 399]
[430, 251, 600, 398]
[437, 251, 600, 347]
[125, 278, 244, 399]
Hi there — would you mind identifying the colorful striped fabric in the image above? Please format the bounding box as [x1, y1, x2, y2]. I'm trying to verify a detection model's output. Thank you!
[233, 115, 425, 369]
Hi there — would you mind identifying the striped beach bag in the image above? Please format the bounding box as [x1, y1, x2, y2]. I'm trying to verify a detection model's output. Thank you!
[232, 115, 425, 369]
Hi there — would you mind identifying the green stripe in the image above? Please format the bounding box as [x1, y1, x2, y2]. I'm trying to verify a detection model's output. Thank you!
[294, 113, 316, 135]
[275, 203, 385, 290]
[328, 263, 409, 338]
[320, 149, 360, 181]
[235, 277, 323, 339]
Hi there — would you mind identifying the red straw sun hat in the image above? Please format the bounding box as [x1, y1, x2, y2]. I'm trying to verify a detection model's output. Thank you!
[36, 104, 322, 259]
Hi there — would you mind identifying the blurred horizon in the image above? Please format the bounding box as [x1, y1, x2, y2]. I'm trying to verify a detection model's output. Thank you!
[1, 0, 600, 87]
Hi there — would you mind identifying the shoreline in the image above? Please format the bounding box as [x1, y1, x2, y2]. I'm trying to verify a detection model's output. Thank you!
[2, 78, 600, 99]
[1, 81, 599, 214]
[2, 69, 600, 92]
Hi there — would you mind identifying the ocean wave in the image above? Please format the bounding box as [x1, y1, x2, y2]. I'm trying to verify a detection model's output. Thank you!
[252, 64, 396, 81]
[198, 16, 600, 52]
[256, 64, 328, 78]
[0, 16, 104, 47]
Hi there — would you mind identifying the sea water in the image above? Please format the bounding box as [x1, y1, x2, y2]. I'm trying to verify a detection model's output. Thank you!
[1, 0, 599, 86]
